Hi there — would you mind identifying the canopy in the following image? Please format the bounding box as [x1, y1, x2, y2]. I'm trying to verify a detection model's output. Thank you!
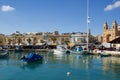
[109, 37, 120, 44]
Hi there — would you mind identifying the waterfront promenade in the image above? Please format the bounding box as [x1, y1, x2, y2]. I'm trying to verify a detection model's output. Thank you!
[5, 48, 120, 57]
[1, 44, 120, 57]
[102, 51, 120, 56]
[93, 49, 120, 57]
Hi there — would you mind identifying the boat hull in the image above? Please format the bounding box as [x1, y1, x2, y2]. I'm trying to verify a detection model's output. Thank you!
[21, 53, 43, 63]
[53, 49, 66, 54]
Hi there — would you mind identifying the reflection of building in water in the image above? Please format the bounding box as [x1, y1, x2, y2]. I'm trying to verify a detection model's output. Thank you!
[8, 52, 23, 59]
[102, 58, 110, 71]
[110, 57, 120, 77]
[68, 55, 92, 69]
[102, 57, 120, 76]
[110, 57, 120, 64]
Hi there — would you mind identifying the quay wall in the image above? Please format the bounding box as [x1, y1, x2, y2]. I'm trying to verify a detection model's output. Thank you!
[93, 49, 120, 56]
[103, 51, 120, 56]
[7, 49, 49, 52]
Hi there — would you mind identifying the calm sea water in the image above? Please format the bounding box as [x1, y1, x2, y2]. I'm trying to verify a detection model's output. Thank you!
[0, 51, 120, 80]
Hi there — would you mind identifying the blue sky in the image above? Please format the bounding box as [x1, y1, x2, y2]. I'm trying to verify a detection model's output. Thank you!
[0, 0, 120, 35]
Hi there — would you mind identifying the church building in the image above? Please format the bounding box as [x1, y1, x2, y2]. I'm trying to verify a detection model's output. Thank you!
[103, 20, 120, 43]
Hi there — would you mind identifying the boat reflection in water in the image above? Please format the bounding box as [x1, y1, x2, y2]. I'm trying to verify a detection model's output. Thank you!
[20, 60, 43, 70]
[102, 56, 120, 77]
[0, 50, 9, 58]
[21, 53, 43, 63]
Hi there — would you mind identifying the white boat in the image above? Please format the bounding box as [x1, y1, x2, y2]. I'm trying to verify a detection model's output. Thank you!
[53, 45, 68, 54]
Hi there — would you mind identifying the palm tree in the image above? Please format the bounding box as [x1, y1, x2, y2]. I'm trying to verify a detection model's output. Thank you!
[64, 38, 70, 45]
[40, 39, 45, 45]
[0, 39, 2, 45]
[51, 37, 56, 43]
[33, 37, 37, 45]
[27, 38, 31, 45]
[18, 37, 22, 45]
[8, 39, 12, 45]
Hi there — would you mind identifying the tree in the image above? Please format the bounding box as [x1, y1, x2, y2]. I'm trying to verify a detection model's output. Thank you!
[40, 39, 45, 45]
[18, 37, 22, 45]
[54, 31, 59, 35]
[27, 38, 31, 45]
[51, 37, 56, 43]
[33, 37, 37, 45]
[64, 38, 70, 45]
[0, 39, 2, 45]
[8, 39, 12, 45]
[36, 32, 43, 35]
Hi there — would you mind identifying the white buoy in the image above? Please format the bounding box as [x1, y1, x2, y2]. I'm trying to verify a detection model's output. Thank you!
[67, 72, 71, 76]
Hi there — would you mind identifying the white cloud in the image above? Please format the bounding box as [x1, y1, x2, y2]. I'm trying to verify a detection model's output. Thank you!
[1, 5, 15, 12]
[104, 1, 120, 11]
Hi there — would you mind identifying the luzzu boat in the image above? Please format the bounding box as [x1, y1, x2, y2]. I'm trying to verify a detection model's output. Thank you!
[21, 53, 43, 63]
[70, 46, 90, 55]
[70, 46, 83, 54]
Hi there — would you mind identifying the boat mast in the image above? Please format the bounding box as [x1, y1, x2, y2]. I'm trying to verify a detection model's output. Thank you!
[87, 0, 90, 51]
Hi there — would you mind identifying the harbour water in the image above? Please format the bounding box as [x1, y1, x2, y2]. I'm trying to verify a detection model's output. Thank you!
[0, 51, 120, 80]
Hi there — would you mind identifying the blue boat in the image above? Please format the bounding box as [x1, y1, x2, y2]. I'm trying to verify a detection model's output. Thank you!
[21, 53, 43, 63]
[70, 46, 91, 55]
[70, 46, 84, 54]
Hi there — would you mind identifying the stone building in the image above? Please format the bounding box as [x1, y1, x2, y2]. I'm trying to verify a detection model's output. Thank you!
[24, 32, 44, 45]
[71, 32, 88, 44]
[103, 20, 120, 43]
[47, 33, 71, 45]
[94, 35, 103, 44]
[6, 32, 25, 45]
[2, 30, 95, 47]
[0, 34, 6, 46]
